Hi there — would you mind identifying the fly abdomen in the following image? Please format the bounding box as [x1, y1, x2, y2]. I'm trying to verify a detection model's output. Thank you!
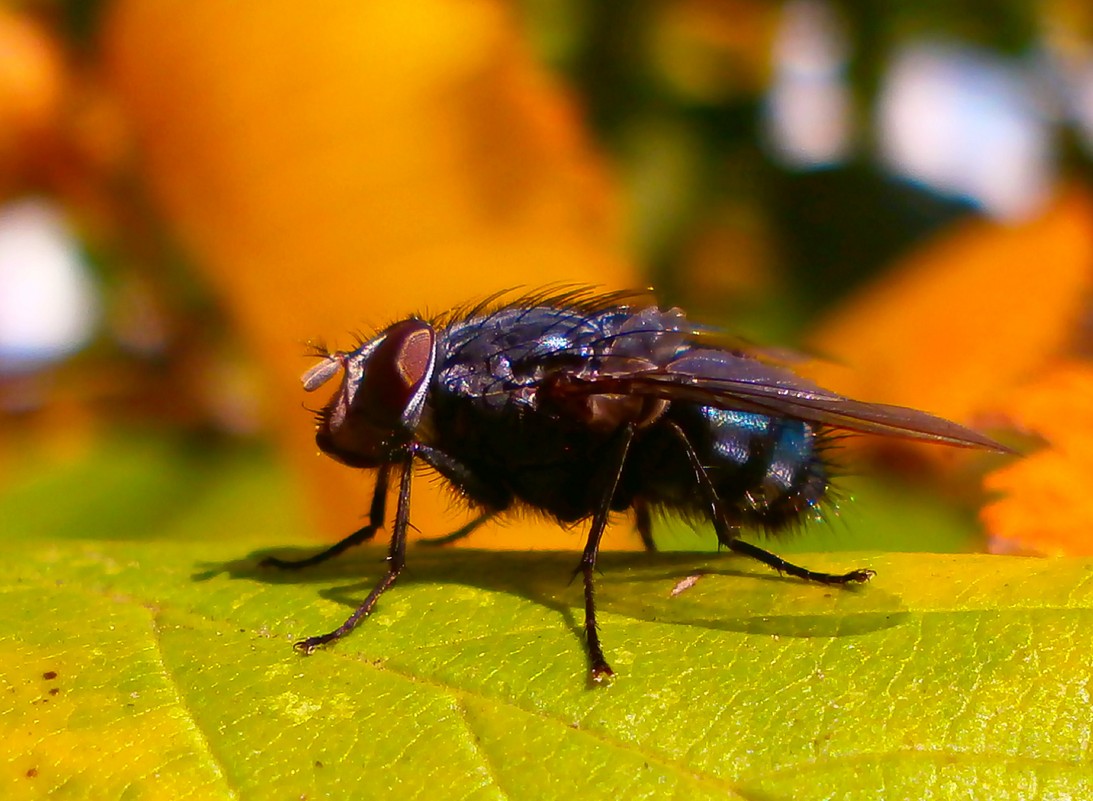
[671, 406, 831, 533]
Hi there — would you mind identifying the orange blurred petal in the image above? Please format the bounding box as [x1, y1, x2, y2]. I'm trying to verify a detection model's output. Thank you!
[981, 362, 1093, 555]
[0, 8, 65, 193]
[807, 187, 1093, 434]
[103, 1, 637, 549]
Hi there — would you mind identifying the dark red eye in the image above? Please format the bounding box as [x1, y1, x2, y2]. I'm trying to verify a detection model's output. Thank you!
[357, 319, 436, 426]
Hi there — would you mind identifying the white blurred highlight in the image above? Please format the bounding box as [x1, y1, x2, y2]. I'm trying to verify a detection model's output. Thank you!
[0, 198, 98, 371]
[878, 43, 1054, 221]
[765, 0, 852, 168]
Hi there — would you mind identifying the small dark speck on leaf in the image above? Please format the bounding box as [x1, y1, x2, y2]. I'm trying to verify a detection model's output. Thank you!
[26, 768, 38, 778]
[42, 671, 57, 680]
[49, 688, 59, 696]
[314, 761, 324, 769]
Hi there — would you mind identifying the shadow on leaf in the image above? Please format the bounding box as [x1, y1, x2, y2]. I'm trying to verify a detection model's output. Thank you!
[196, 544, 908, 643]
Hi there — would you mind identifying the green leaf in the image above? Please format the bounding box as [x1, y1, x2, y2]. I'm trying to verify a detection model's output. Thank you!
[5, 536, 1093, 800]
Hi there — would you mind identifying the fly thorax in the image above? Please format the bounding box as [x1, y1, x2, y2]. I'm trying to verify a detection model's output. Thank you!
[541, 372, 669, 432]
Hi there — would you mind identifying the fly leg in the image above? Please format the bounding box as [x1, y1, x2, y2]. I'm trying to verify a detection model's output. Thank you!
[418, 511, 495, 546]
[261, 463, 391, 570]
[577, 425, 636, 683]
[295, 452, 414, 653]
[634, 498, 658, 552]
[413, 443, 511, 544]
[665, 421, 873, 586]
[725, 539, 874, 585]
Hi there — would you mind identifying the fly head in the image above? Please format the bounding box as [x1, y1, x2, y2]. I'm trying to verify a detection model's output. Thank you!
[303, 318, 437, 468]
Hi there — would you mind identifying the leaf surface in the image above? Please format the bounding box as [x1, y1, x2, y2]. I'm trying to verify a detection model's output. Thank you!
[4, 537, 1092, 800]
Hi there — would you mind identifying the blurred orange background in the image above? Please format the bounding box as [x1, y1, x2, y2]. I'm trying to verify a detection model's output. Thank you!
[3, 0, 1093, 555]
[104, 1, 634, 549]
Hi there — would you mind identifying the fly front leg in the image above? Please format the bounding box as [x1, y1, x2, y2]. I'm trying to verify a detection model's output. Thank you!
[577, 425, 636, 683]
[261, 463, 391, 570]
[295, 452, 414, 653]
[664, 421, 873, 586]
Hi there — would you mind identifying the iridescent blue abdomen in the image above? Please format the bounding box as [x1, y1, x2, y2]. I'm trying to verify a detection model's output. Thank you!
[624, 404, 829, 531]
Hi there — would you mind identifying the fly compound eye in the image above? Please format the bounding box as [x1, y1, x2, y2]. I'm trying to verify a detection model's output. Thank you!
[357, 319, 436, 427]
[301, 353, 344, 392]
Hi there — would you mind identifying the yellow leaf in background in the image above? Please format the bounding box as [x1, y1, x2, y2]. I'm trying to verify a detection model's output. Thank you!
[806, 186, 1093, 445]
[981, 362, 1093, 555]
[103, 1, 636, 550]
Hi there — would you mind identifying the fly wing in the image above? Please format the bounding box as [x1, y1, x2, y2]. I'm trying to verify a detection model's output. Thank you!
[686, 326, 825, 368]
[555, 349, 1010, 452]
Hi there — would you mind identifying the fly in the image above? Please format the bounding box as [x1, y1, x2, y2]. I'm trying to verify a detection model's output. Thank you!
[262, 288, 1008, 682]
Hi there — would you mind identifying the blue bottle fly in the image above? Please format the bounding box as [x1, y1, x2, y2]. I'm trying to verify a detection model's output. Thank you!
[264, 288, 1007, 681]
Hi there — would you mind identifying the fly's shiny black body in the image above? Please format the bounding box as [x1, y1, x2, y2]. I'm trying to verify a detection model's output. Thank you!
[264, 288, 1007, 682]
[430, 303, 828, 531]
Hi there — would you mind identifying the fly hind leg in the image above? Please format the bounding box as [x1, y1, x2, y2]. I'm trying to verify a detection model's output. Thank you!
[726, 538, 874, 585]
[664, 421, 873, 586]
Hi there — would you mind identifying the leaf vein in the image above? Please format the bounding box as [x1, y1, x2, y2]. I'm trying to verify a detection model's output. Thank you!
[145, 608, 243, 800]
[451, 698, 512, 801]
